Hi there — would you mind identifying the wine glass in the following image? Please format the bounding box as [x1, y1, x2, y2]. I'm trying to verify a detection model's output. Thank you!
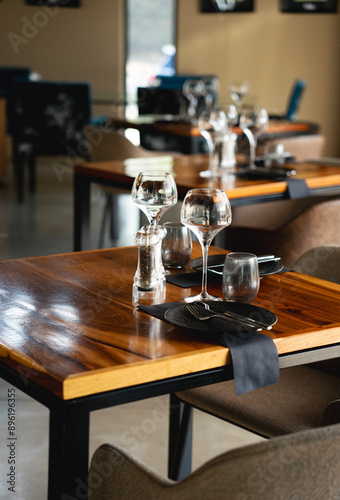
[239, 106, 269, 170]
[197, 109, 228, 178]
[131, 172, 178, 227]
[202, 76, 219, 113]
[181, 188, 232, 302]
[182, 79, 205, 121]
[228, 80, 249, 112]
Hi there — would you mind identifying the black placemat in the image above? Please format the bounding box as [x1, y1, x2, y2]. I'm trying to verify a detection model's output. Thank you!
[167, 256, 288, 289]
[138, 301, 279, 395]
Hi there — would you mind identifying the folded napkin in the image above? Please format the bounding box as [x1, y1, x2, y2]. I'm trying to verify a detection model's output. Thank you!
[138, 302, 279, 395]
[286, 178, 311, 199]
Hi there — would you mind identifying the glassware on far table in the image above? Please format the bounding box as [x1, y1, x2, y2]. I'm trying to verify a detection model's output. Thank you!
[181, 188, 232, 302]
[182, 79, 205, 122]
[228, 80, 249, 112]
[197, 109, 228, 178]
[202, 76, 220, 113]
[239, 106, 269, 170]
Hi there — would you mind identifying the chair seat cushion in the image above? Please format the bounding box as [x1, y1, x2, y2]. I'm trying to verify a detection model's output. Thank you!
[176, 366, 340, 437]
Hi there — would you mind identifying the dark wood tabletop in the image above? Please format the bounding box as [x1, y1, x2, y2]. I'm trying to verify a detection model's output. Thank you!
[1, 243, 340, 498]
[1, 244, 340, 401]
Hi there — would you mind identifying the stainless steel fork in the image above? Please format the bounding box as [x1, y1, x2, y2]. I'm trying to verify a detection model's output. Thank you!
[186, 302, 263, 331]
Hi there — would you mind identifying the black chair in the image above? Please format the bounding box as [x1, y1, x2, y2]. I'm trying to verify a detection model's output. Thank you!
[11, 80, 91, 202]
[0, 67, 32, 135]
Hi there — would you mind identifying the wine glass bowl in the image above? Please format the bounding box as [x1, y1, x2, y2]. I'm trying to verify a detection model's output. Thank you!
[181, 188, 232, 302]
[131, 172, 178, 227]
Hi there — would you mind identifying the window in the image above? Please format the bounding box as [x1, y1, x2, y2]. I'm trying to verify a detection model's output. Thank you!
[125, 0, 177, 120]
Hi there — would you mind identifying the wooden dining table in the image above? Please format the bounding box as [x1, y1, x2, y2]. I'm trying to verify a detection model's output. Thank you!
[74, 154, 340, 251]
[110, 116, 319, 154]
[0, 243, 340, 499]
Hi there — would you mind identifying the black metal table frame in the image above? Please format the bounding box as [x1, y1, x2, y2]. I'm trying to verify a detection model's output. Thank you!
[73, 171, 340, 252]
[1, 344, 339, 499]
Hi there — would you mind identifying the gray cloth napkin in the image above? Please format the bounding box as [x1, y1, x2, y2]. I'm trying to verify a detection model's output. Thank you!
[286, 178, 311, 199]
[138, 302, 279, 395]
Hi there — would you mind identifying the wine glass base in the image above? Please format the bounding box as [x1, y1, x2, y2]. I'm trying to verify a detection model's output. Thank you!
[184, 293, 223, 303]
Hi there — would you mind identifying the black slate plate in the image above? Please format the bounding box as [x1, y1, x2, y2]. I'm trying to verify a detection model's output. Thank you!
[164, 301, 277, 334]
[189, 255, 283, 277]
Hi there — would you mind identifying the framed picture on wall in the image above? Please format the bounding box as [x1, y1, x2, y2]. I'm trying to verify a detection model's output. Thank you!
[200, 0, 254, 13]
[281, 0, 338, 13]
[26, 0, 81, 7]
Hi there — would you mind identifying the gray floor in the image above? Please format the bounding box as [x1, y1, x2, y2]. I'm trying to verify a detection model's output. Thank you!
[0, 158, 262, 499]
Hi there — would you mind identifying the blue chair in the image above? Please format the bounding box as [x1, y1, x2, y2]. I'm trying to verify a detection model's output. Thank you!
[11, 80, 91, 201]
[269, 79, 307, 121]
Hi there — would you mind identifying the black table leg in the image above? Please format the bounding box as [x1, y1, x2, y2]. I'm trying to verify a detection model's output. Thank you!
[74, 173, 91, 252]
[168, 393, 193, 481]
[48, 401, 90, 500]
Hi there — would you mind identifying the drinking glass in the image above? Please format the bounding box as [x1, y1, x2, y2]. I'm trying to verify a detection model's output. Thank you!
[222, 252, 260, 304]
[197, 109, 228, 178]
[131, 172, 178, 227]
[228, 80, 249, 112]
[162, 222, 192, 268]
[239, 106, 269, 170]
[181, 188, 232, 302]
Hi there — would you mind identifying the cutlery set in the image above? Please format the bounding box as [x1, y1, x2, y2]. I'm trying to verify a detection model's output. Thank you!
[186, 301, 272, 331]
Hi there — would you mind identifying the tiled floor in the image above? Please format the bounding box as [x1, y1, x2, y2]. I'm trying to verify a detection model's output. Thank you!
[0, 158, 263, 499]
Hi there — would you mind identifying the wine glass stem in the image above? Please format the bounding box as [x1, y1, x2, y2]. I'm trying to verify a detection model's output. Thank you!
[202, 133, 215, 172]
[244, 128, 256, 169]
[200, 238, 211, 299]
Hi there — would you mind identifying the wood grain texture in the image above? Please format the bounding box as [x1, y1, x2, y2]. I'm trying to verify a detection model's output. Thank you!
[0, 244, 340, 400]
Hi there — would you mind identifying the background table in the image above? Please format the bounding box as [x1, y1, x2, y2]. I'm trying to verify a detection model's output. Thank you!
[0, 244, 340, 498]
[74, 156, 340, 251]
[109, 116, 319, 154]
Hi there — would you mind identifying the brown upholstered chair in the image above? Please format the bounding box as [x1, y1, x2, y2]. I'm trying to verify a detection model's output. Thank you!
[88, 424, 340, 499]
[258, 134, 326, 162]
[222, 197, 340, 268]
[169, 245, 340, 479]
[294, 245, 340, 284]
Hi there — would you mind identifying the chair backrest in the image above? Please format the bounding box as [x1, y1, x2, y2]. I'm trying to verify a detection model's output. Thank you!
[88, 424, 340, 499]
[293, 245, 340, 284]
[285, 79, 307, 121]
[0, 67, 31, 134]
[226, 198, 340, 268]
[263, 134, 326, 162]
[12, 80, 91, 157]
[83, 126, 159, 162]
